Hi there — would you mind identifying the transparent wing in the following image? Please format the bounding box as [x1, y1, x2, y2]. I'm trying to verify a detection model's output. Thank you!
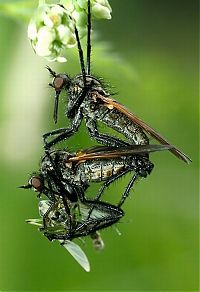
[60, 240, 90, 272]
[68, 144, 174, 163]
[95, 93, 191, 164]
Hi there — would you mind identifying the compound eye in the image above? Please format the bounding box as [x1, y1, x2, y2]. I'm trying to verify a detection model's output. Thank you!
[53, 76, 65, 91]
[29, 176, 43, 192]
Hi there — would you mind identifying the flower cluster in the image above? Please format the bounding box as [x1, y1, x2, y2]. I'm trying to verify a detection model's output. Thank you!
[60, 0, 112, 20]
[28, 0, 112, 62]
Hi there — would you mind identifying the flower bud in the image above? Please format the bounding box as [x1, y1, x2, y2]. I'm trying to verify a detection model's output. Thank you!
[27, 1, 76, 62]
[91, 0, 112, 19]
[60, 0, 112, 21]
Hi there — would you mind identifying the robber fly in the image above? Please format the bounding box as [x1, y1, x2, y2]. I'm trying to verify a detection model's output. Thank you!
[43, 0, 191, 164]
[40, 144, 173, 208]
[20, 143, 171, 237]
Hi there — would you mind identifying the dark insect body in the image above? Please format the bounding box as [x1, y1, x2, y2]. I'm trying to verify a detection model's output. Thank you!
[41, 144, 173, 208]
[21, 143, 171, 240]
[43, 0, 191, 164]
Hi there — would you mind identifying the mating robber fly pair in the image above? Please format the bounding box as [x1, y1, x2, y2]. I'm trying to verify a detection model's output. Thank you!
[21, 0, 191, 271]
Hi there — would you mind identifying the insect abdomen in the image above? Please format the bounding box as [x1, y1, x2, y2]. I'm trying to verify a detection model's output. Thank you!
[75, 159, 127, 184]
[97, 106, 149, 145]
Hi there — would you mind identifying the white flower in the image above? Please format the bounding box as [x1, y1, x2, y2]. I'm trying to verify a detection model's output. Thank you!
[27, 0, 112, 62]
[34, 26, 56, 56]
[27, 21, 37, 40]
[27, 1, 75, 62]
[92, 0, 112, 19]
[57, 25, 76, 47]
[61, 0, 112, 20]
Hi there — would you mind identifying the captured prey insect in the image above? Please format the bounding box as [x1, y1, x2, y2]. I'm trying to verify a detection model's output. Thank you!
[26, 199, 92, 272]
[28, 199, 105, 251]
[27, 199, 106, 271]
[43, 0, 191, 164]
[20, 172, 124, 242]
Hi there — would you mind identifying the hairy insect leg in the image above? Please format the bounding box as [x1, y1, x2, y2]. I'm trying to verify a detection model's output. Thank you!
[43, 110, 83, 149]
[86, 0, 91, 75]
[59, 2, 86, 84]
[86, 169, 132, 220]
[86, 119, 131, 147]
[117, 174, 138, 208]
[72, 22, 86, 85]
[69, 201, 124, 240]
[94, 169, 132, 201]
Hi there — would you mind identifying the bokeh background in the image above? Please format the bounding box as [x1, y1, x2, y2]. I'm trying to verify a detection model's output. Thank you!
[0, 0, 198, 290]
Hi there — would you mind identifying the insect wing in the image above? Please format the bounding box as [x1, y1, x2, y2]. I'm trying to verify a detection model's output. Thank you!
[26, 218, 43, 227]
[61, 240, 90, 272]
[77, 145, 117, 155]
[68, 144, 174, 163]
[95, 93, 191, 164]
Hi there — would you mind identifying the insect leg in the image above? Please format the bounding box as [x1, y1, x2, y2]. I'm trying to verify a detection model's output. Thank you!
[59, 2, 86, 86]
[86, 118, 131, 147]
[43, 109, 83, 149]
[41, 200, 58, 230]
[86, 0, 91, 75]
[94, 169, 132, 201]
[74, 26, 86, 85]
[69, 202, 124, 240]
[117, 174, 138, 208]
[86, 169, 132, 220]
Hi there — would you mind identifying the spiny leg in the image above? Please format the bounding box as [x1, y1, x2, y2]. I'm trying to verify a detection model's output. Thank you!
[118, 174, 138, 208]
[41, 200, 58, 230]
[86, 169, 132, 220]
[73, 24, 86, 86]
[59, 3, 86, 85]
[69, 202, 124, 240]
[86, 0, 91, 75]
[43, 109, 83, 149]
[94, 169, 132, 202]
[87, 119, 131, 147]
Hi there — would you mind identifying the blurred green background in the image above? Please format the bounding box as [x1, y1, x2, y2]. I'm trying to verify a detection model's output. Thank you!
[0, 0, 198, 290]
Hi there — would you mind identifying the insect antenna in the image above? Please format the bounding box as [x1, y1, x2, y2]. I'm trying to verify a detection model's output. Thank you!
[86, 0, 91, 75]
